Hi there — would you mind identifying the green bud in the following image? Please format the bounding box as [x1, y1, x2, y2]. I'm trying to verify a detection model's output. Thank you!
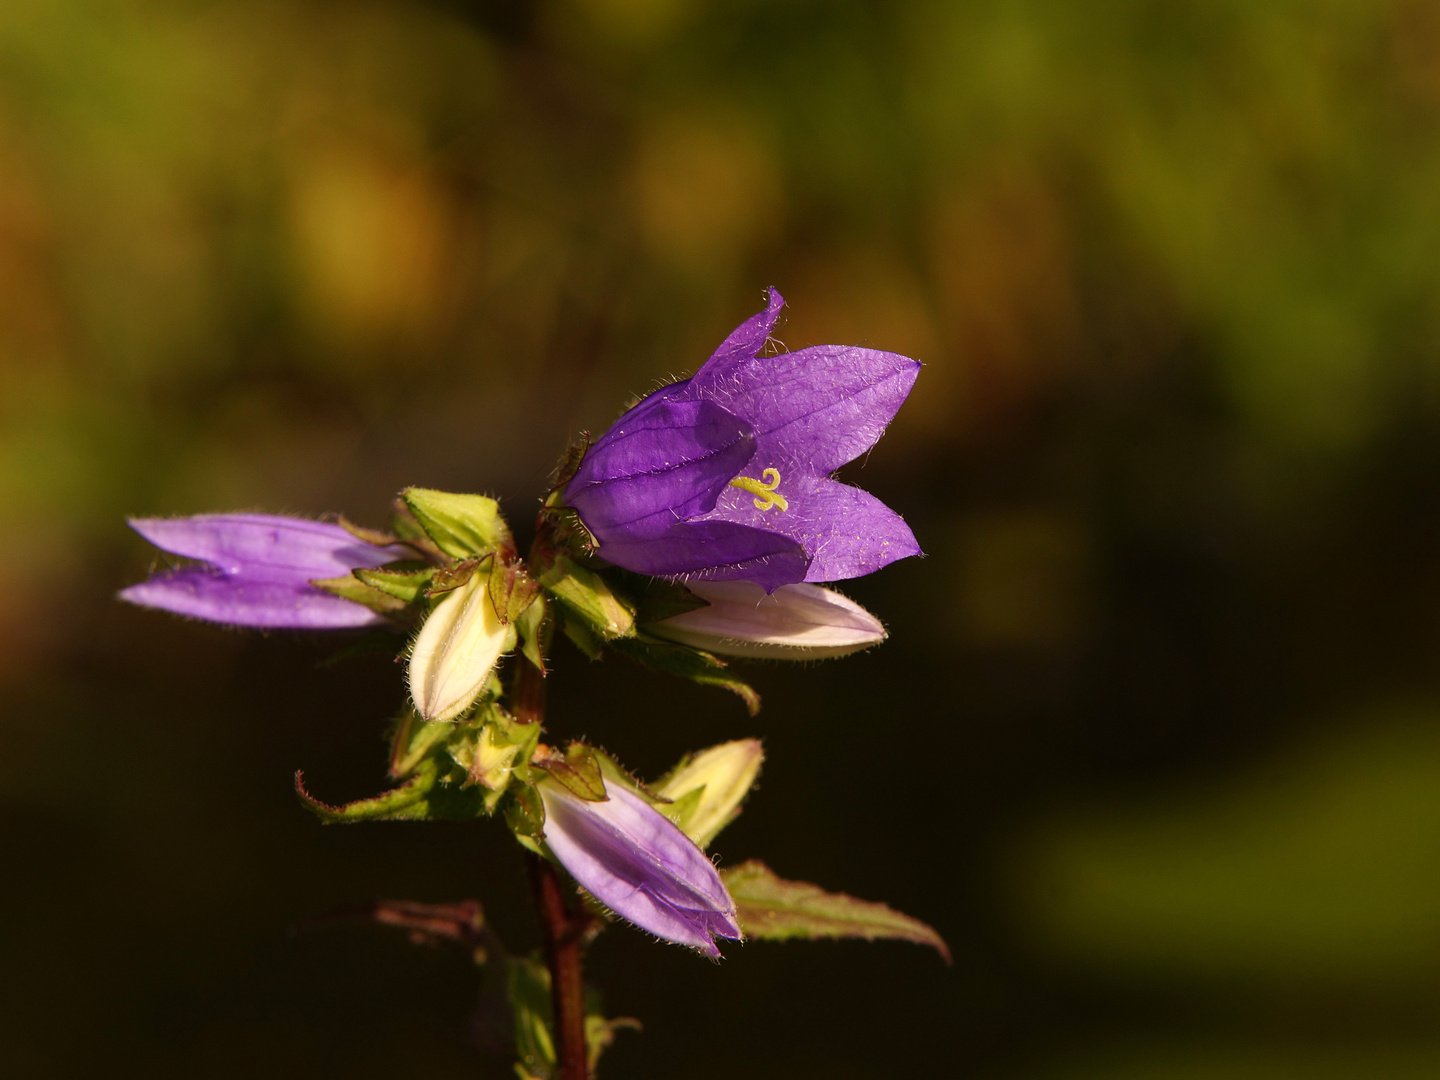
[537, 555, 635, 640]
[402, 488, 513, 559]
[654, 738, 764, 848]
[408, 572, 510, 722]
[466, 712, 541, 793]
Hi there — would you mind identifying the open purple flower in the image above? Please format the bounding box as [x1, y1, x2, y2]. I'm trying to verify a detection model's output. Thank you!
[564, 288, 922, 590]
[539, 778, 741, 957]
[120, 514, 410, 629]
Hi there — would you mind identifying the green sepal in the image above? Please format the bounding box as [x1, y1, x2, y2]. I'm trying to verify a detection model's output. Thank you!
[546, 433, 591, 496]
[536, 743, 607, 801]
[388, 707, 457, 778]
[354, 562, 435, 603]
[659, 785, 705, 830]
[516, 594, 549, 673]
[388, 498, 447, 562]
[490, 556, 542, 625]
[311, 573, 407, 616]
[560, 611, 603, 659]
[537, 556, 635, 640]
[616, 572, 709, 625]
[504, 782, 546, 840]
[448, 705, 541, 804]
[294, 757, 490, 823]
[403, 487, 514, 559]
[427, 557, 484, 597]
[334, 514, 403, 549]
[721, 860, 951, 961]
[611, 635, 761, 716]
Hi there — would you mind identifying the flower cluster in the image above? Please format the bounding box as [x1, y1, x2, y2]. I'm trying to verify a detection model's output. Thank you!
[120, 290, 925, 971]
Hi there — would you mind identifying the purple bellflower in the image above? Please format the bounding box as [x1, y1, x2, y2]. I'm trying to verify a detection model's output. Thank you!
[120, 514, 410, 629]
[564, 288, 922, 591]
[538, 777, 742, 957]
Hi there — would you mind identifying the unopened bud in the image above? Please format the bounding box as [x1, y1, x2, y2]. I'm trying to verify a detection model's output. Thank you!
[655, 738, 763, 849]
[408, 573, 509, 722]
[646, 581, 885, 659]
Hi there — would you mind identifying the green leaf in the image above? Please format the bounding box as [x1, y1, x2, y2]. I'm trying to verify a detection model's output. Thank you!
[515, 594, 549, 673]
[537, 556, 635, 640]
[294, 757, 490, 823]
[721, 860, 951, 961]
[611, 635, 760, 716]
[310, 573, 407, 615]
[354, 563, 435, 602]
[559, 611, 602, 659]
[403, 487, 514, 559]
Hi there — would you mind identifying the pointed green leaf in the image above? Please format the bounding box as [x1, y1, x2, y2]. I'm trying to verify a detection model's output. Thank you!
[721, 860, 951, 961]
[403, 488, 514, 559]
[516, 594, 549, 673]
[537, 556, 635, 640]
[311, 574, 407, 615]
[611, 635, 760, 716]
[354, 563, 435, 603]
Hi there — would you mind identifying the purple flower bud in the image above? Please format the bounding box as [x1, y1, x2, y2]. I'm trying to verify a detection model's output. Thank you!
[538, 778, 741, 956]
[119, 514, 410, 629]
[565, 288, 922, 590]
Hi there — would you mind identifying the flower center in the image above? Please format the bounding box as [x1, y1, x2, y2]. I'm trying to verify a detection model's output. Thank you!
[729, 468, 789, 512]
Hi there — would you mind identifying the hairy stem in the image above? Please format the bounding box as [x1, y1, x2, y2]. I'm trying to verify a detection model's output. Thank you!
[514, 636, 588, 1080]
[529, 854, 590, 1080]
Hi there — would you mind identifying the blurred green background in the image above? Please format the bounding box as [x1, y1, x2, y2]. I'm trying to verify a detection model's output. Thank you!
[6, 0, 1440, 1076]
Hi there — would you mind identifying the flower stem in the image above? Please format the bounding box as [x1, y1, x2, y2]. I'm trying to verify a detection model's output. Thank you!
[529, 853, 590, 1080]
[514, 638, 589, 1080]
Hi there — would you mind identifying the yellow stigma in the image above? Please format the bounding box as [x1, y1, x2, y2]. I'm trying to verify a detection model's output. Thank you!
[729, 467, 789, 511]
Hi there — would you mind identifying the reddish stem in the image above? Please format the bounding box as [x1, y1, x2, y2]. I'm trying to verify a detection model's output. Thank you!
[514, 618, 588, 1080]
[529, 854, 590, 1080]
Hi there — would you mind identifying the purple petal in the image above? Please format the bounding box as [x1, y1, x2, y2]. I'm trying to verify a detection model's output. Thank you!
[597, 519, 809, 591]
[566, 399, 756, 539]
[684, 344, 921, 476]
[699, 473, 921, 582]
[118, 569, 389, 629]
[540, 782, 741, 955]
[127, 514, 409, 581]
[696, 287, 785, 378]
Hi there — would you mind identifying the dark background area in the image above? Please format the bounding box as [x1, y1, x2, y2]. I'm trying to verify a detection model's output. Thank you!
[6, 1, 1440, 1076]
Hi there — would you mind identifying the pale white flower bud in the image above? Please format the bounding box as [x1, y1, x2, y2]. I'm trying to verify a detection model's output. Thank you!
[647, 581, 885, 659]
[408, 573, 509, 722]
[655, 738, 764, 849]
